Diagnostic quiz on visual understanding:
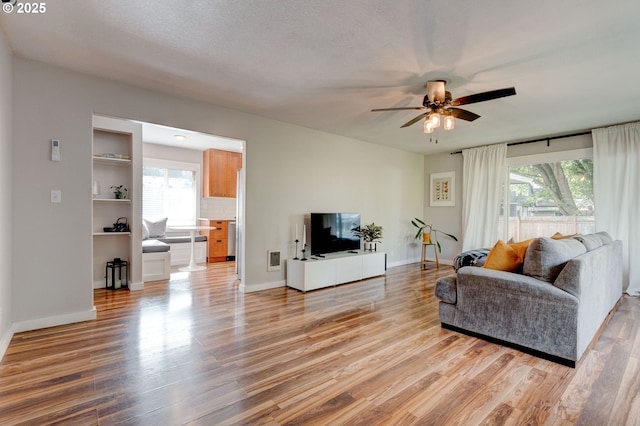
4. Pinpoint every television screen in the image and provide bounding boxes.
[310,213,361,255]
